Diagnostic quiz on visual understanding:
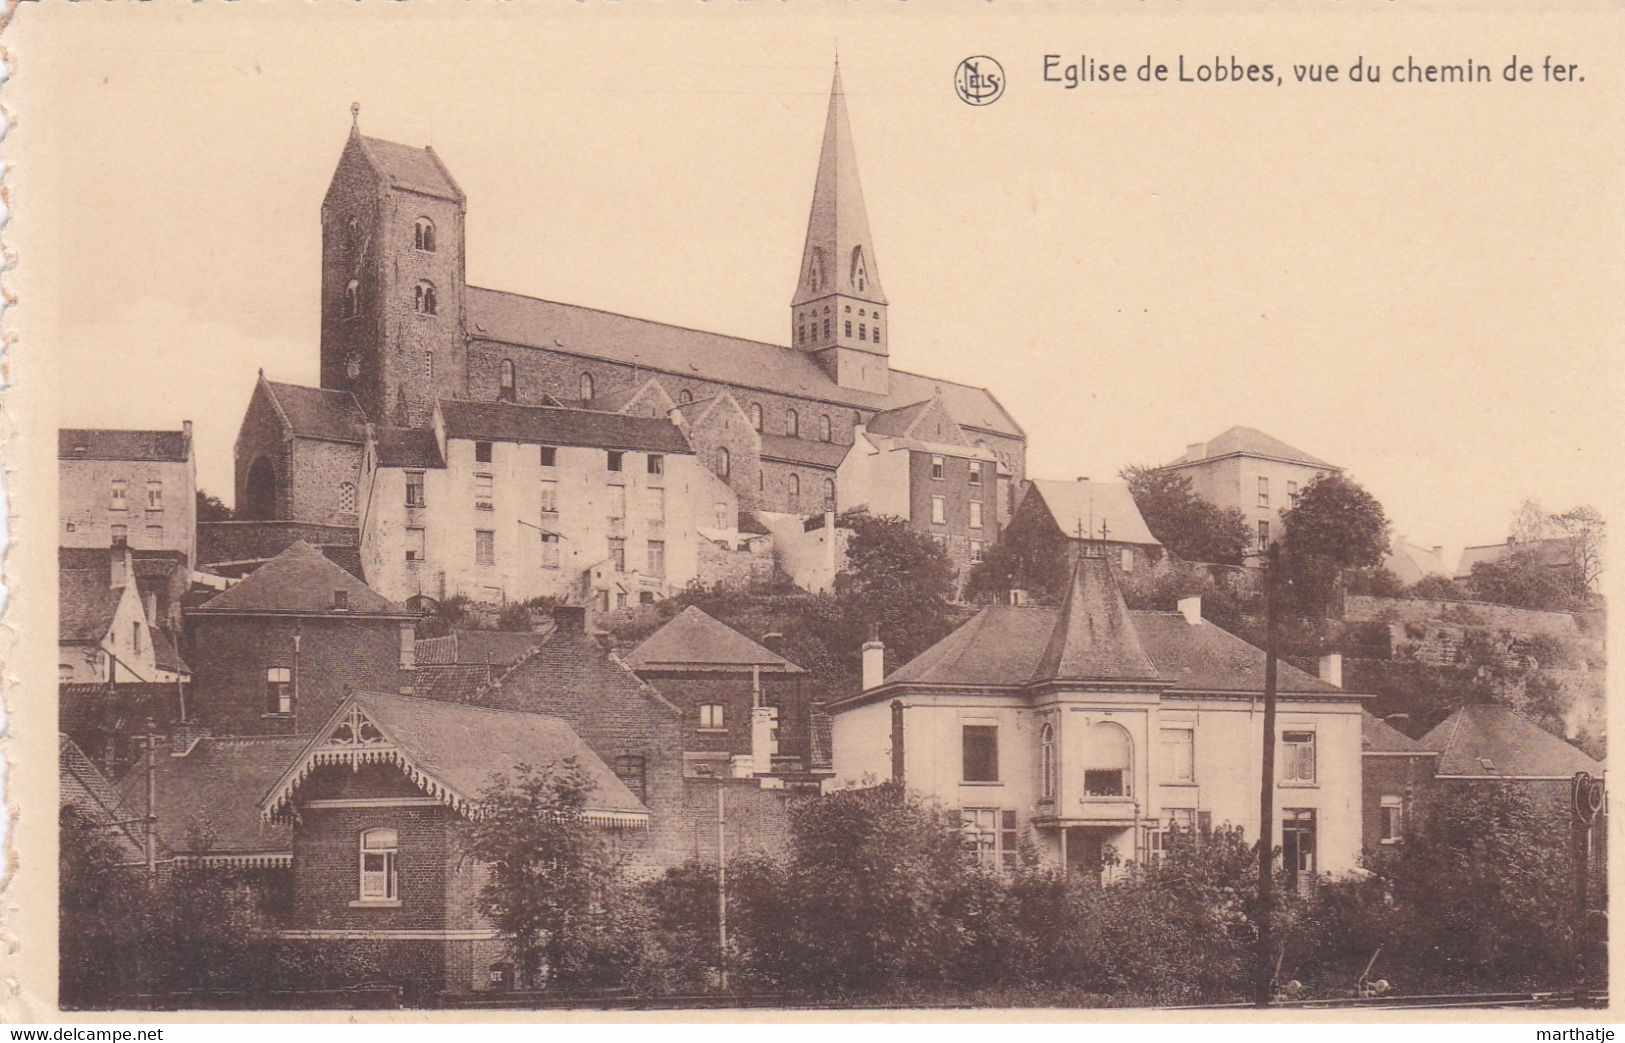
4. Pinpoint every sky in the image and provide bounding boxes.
[17,3,1625,565]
